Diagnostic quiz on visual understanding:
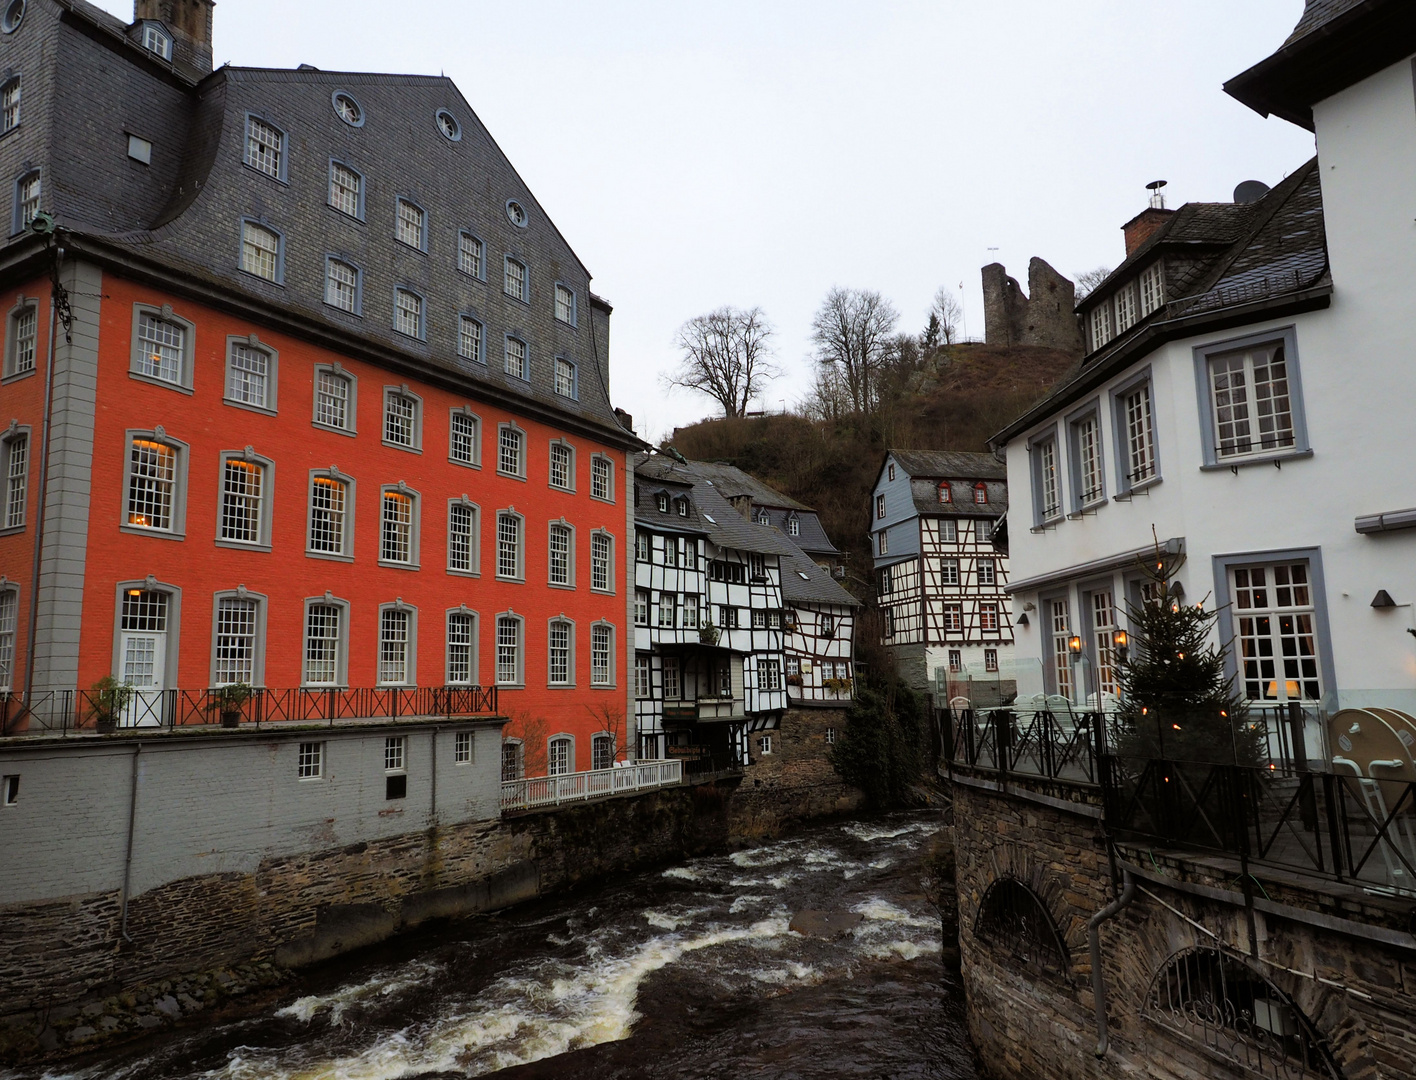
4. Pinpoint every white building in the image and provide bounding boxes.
[991,0,1416,723]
